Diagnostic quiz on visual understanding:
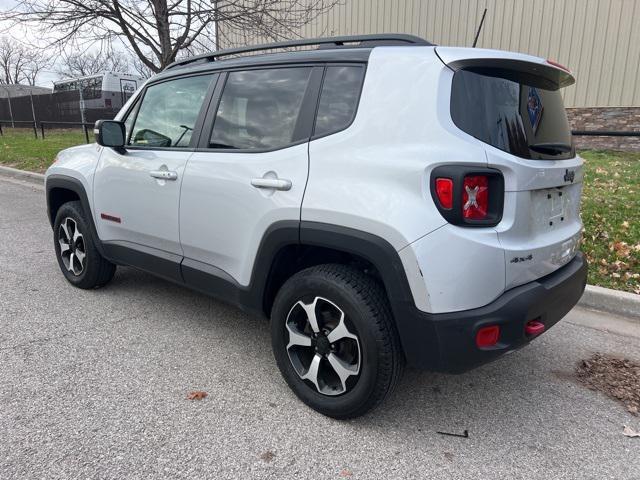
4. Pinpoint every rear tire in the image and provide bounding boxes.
[270,264,404,419]
[53,201,116,289]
